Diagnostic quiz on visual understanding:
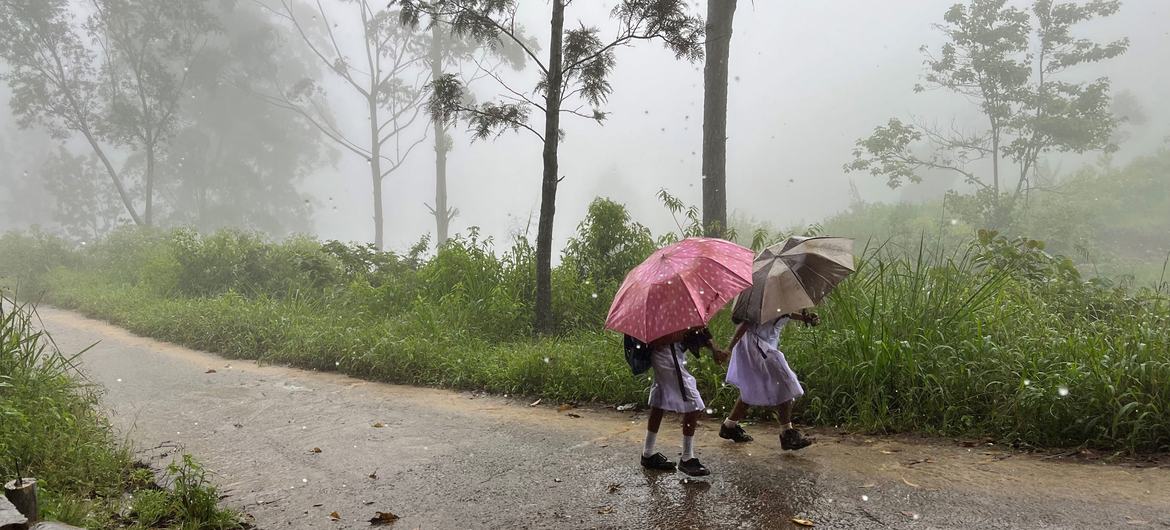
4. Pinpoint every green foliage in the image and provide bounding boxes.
[0,296,240,528]
[846,0,1128,228]
[562,198,655,288]
[3,189,1169,452]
